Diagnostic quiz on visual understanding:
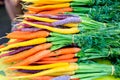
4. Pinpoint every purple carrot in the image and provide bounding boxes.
[52,17,81,26]
[17,69,40,74]
[52,75,70,80]
[21,28,41,32]
[28,14,67,20]
[0,46,33,58]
